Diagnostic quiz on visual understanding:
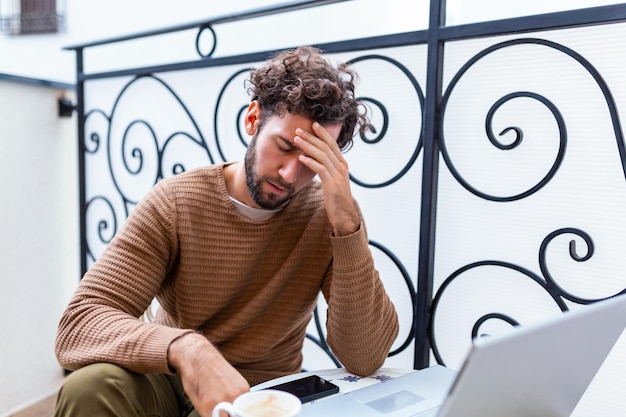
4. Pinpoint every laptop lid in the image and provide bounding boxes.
[437,293,626,417]
[298,294,626,417]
